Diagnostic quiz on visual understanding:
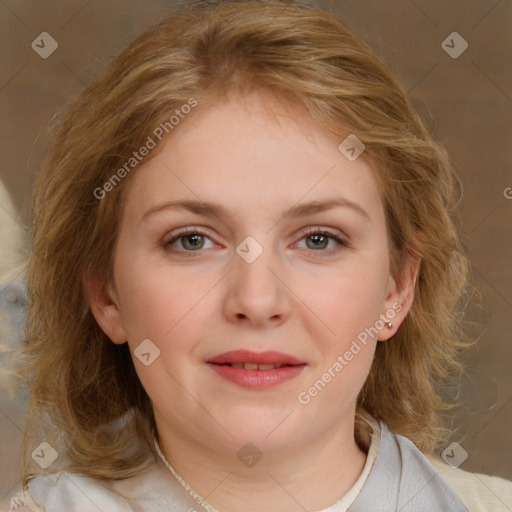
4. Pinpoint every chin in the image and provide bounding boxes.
[211,409,304,452]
